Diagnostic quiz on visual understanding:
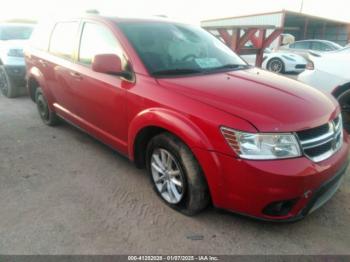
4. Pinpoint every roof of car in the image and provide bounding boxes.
[67,14,184,25]
[294,39,337,44]
[0,22,34,28]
